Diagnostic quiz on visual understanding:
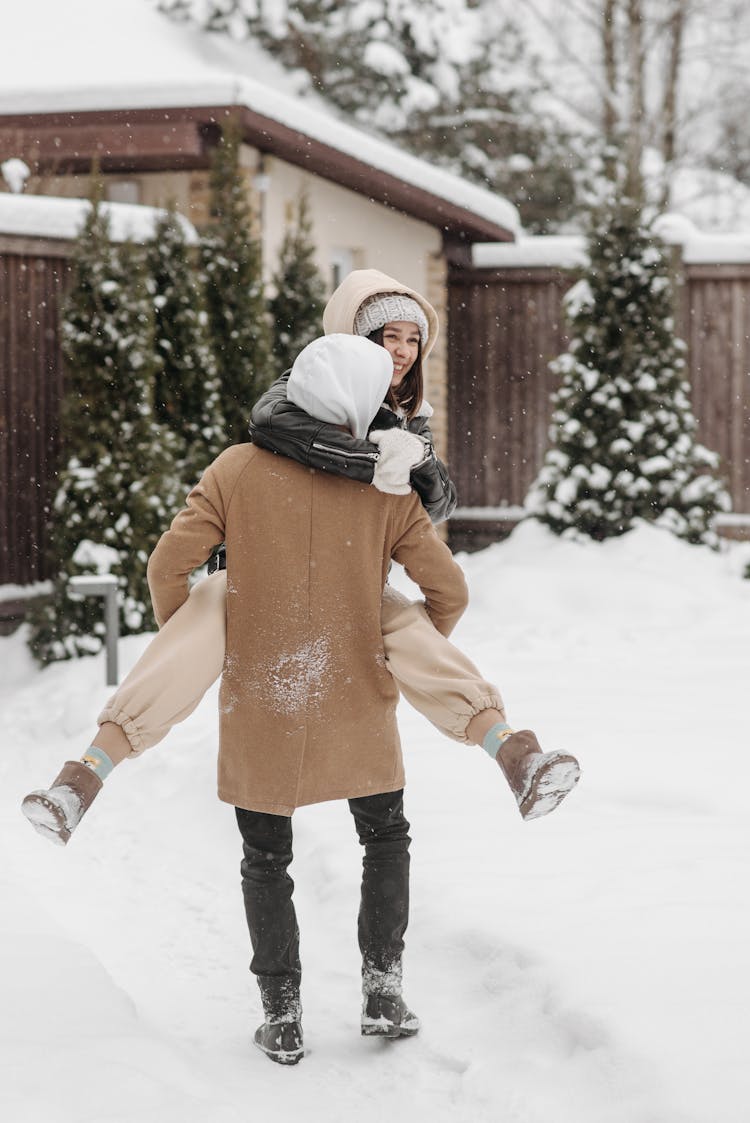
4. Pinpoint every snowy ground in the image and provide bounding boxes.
[2,521,749,1123]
